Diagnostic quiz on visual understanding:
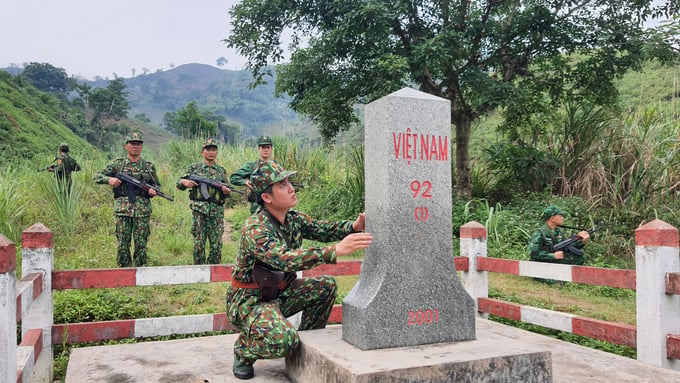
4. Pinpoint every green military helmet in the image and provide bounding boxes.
[250,160,297,196]
[202,138,219,149]
[257,135,273,146]
[59,142,69,152]
[542,205,566,221]
[125,132,144,143]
